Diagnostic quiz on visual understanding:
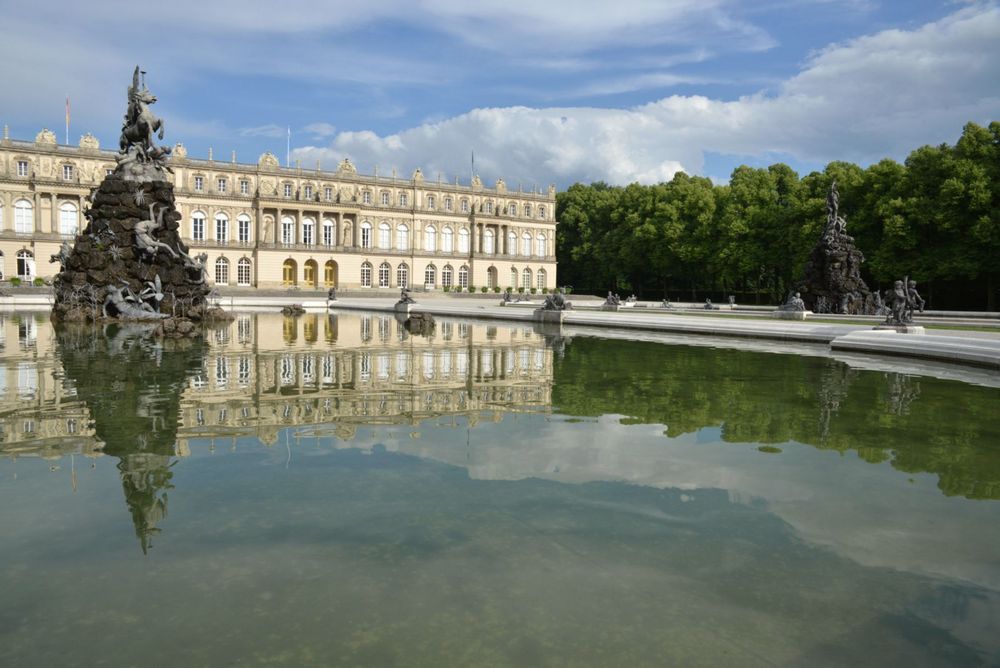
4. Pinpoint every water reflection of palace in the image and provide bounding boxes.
[0,313,555,462]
